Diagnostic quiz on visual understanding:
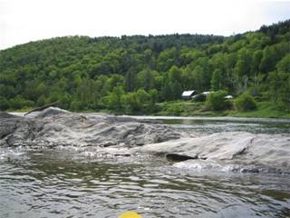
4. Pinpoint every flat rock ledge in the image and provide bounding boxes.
[1,108,290,173]
[134,132,290,173]
[0,108,184,148]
